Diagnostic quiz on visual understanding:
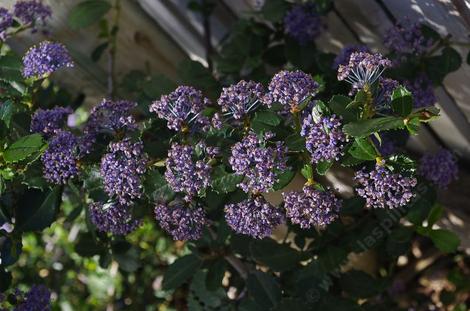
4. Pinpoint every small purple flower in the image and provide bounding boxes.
[217,80,265,120]
[404,74,436,108]
[384,19,434,58]
[89,202,140,235]
[375,77,399,110]
[337,52,392,94]
[283,186,341,228]
[165,142,212,201]
[41,130,79,184]
[0,8,13,40]
[301,114,347,163]
[100,139,147,205]
[149,85,211,132]
[22,41,74,78]
[264,70,319,114]
[229,132,287,193]
[419,149,458,189]
[284,4,324,45]
[355,164,417,209]
[154,202,207,240]
[211,112,223,129]
[333,45,370,69]
[30,106,72,137]
[13,0,51,32]
[14,285,51,311]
